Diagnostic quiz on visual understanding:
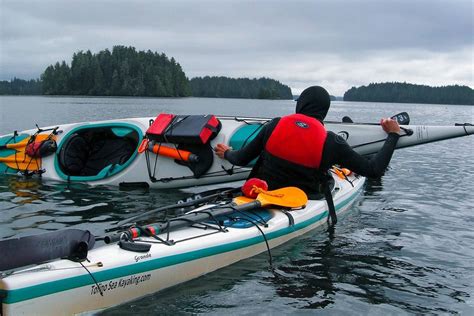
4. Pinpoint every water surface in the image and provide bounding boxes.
[1,96,473,314]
